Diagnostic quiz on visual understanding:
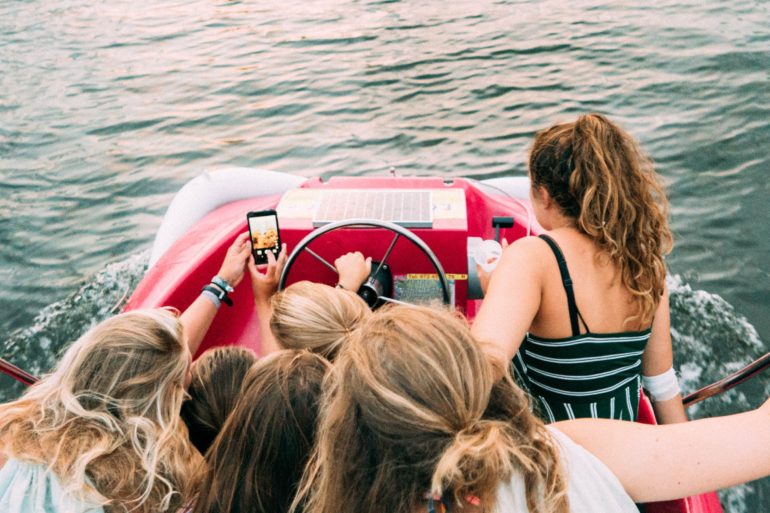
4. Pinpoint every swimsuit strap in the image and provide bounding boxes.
[538,234,590,336]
